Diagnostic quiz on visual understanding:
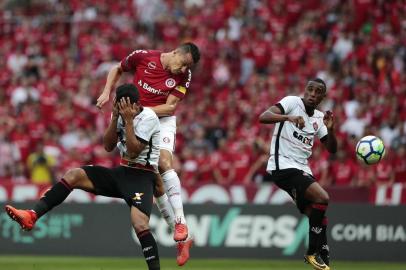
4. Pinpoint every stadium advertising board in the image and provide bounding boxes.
[0,204,405,261]
[1,183,406,205]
